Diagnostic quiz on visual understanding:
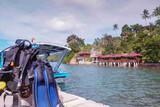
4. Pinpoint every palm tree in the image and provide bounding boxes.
[113,24,118,36]
[141,9,150,25]
[153,6,160,19]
